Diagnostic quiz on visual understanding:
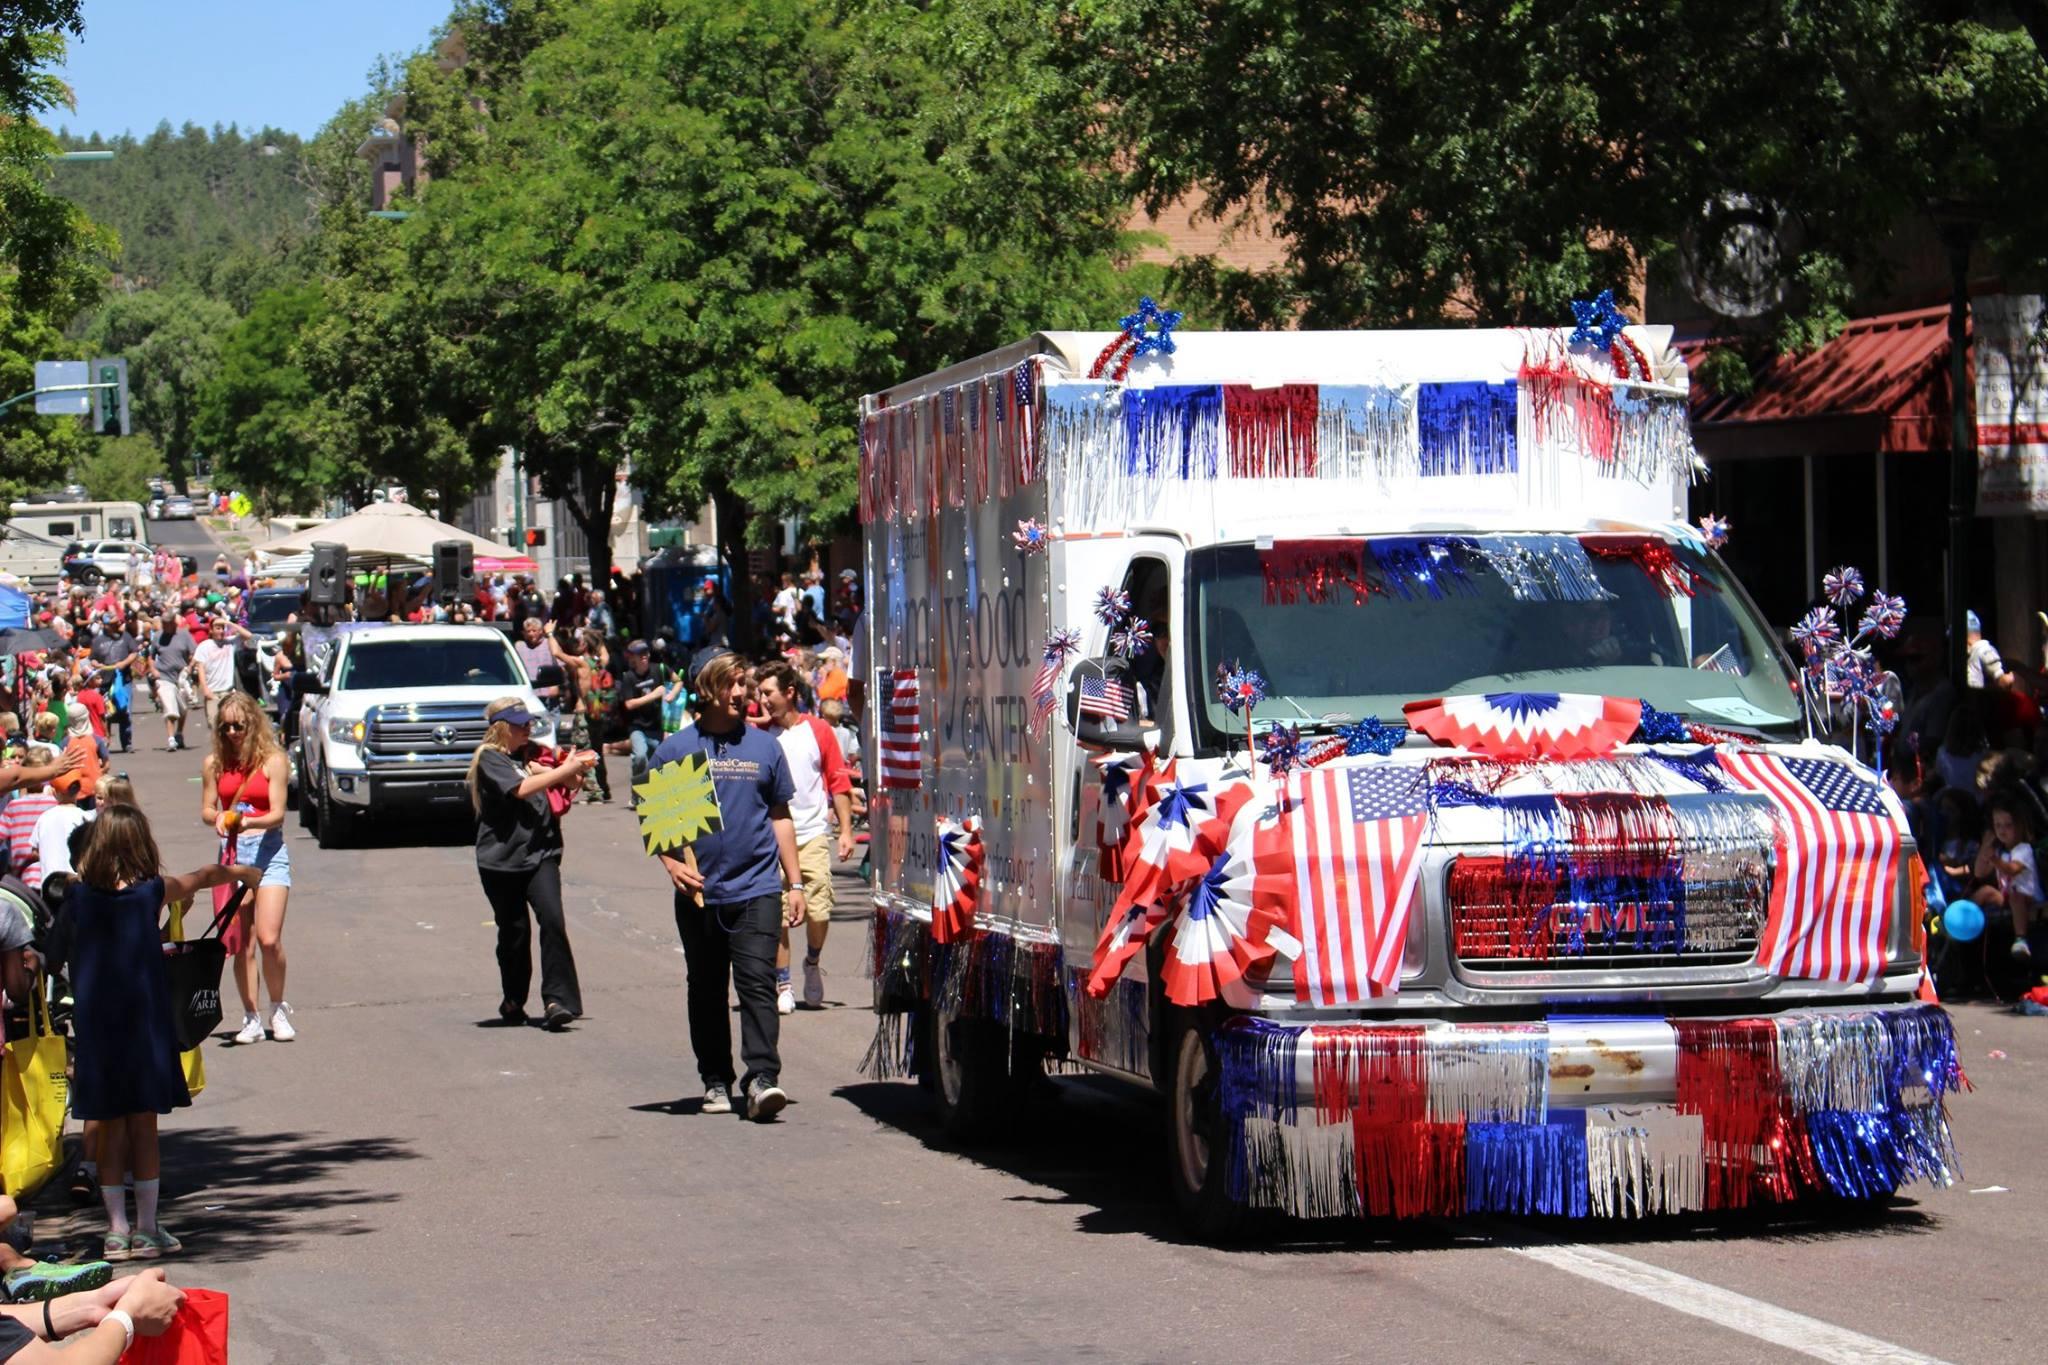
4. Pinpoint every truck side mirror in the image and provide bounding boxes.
[297,673,327,695]
[1066,658,1147,750]
[533,665,565,690]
